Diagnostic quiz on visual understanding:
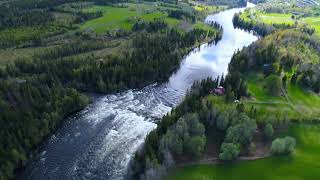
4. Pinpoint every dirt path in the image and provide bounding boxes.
[176,153,271,167]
